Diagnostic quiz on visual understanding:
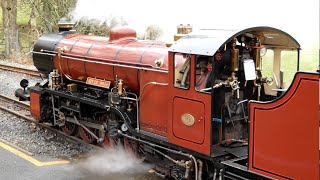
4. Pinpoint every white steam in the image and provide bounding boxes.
[70,147,151,178]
